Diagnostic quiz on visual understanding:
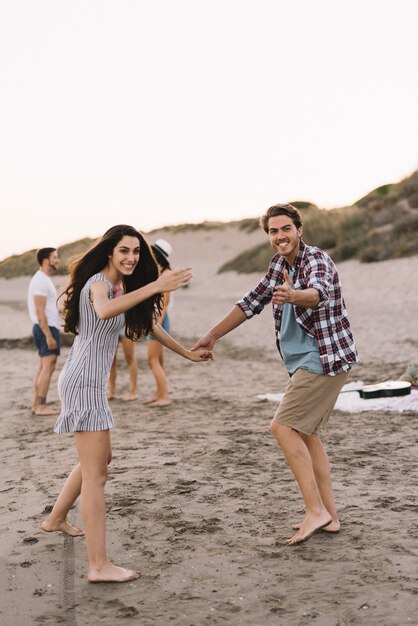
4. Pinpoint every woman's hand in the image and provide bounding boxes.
[154,268,192,293]
[186,347,213,362]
